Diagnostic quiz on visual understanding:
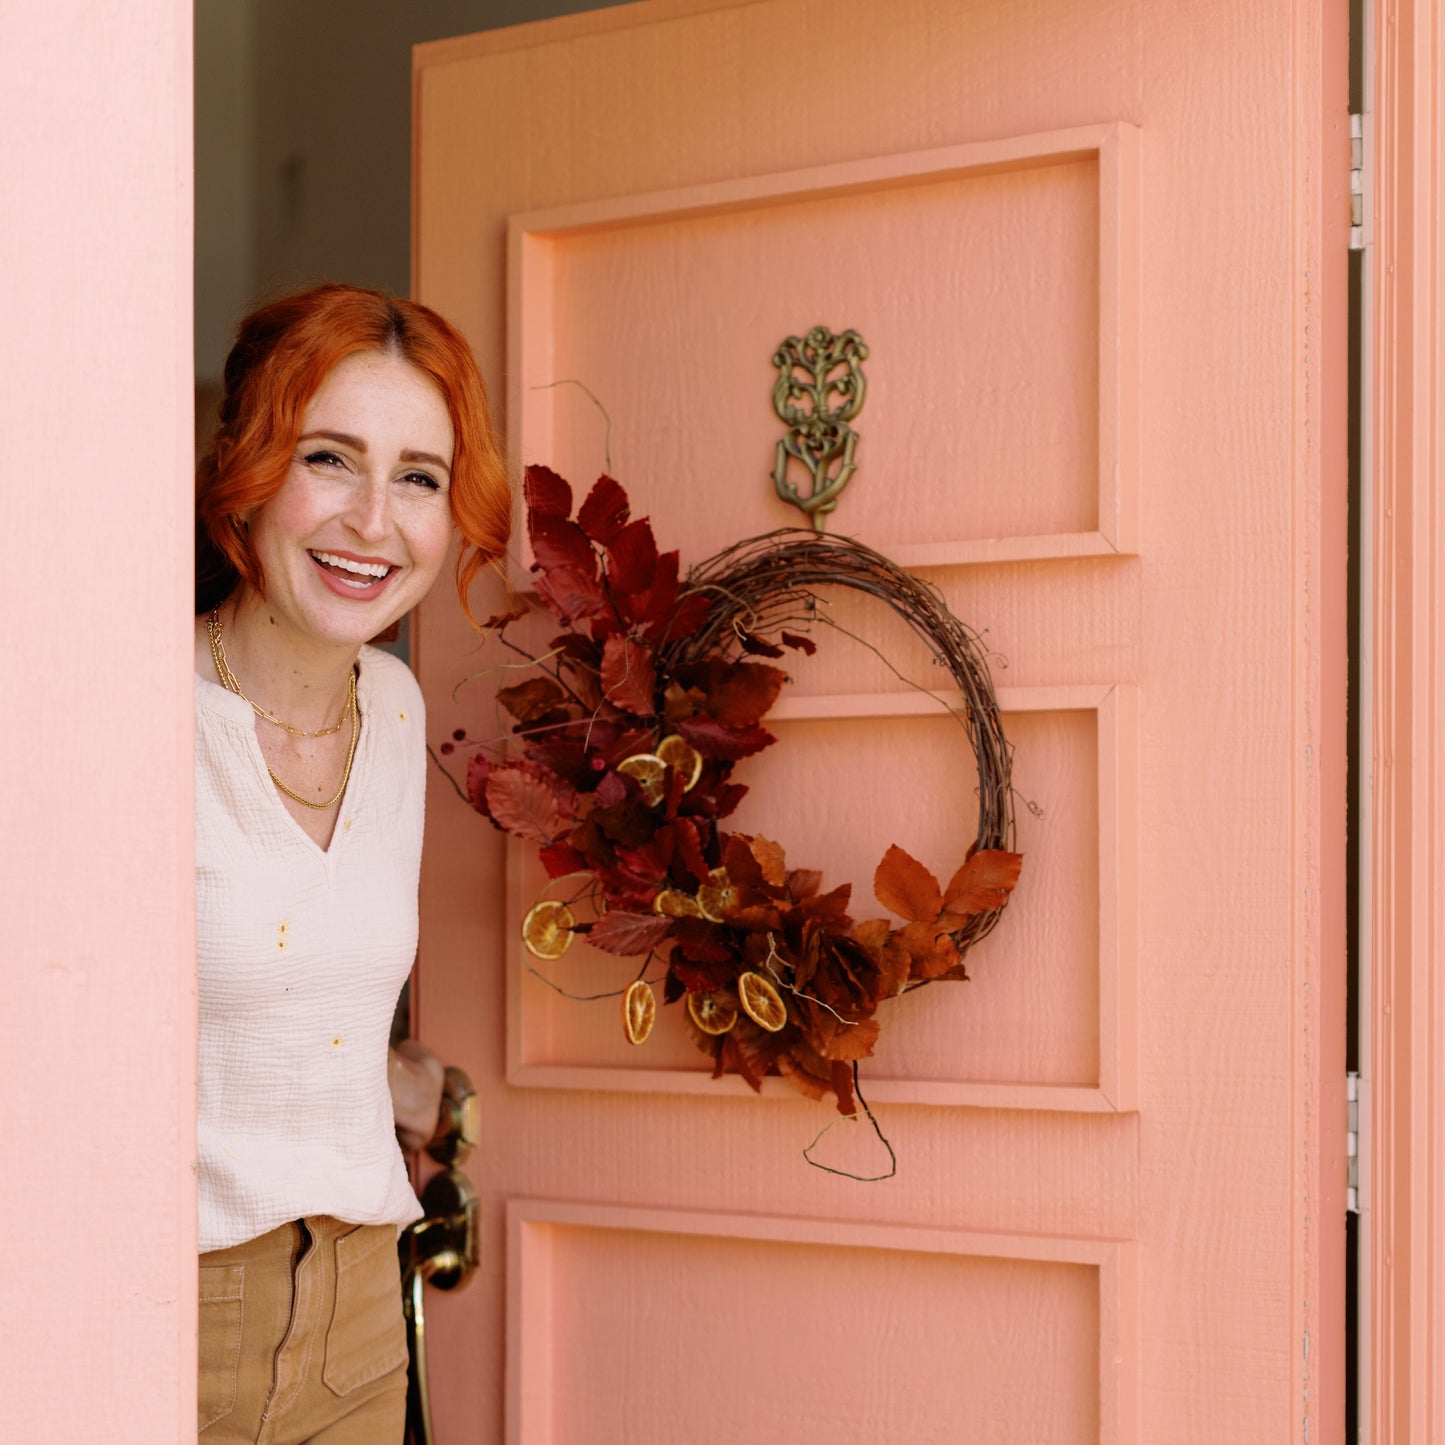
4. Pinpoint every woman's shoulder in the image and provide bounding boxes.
[357,644,425,714]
